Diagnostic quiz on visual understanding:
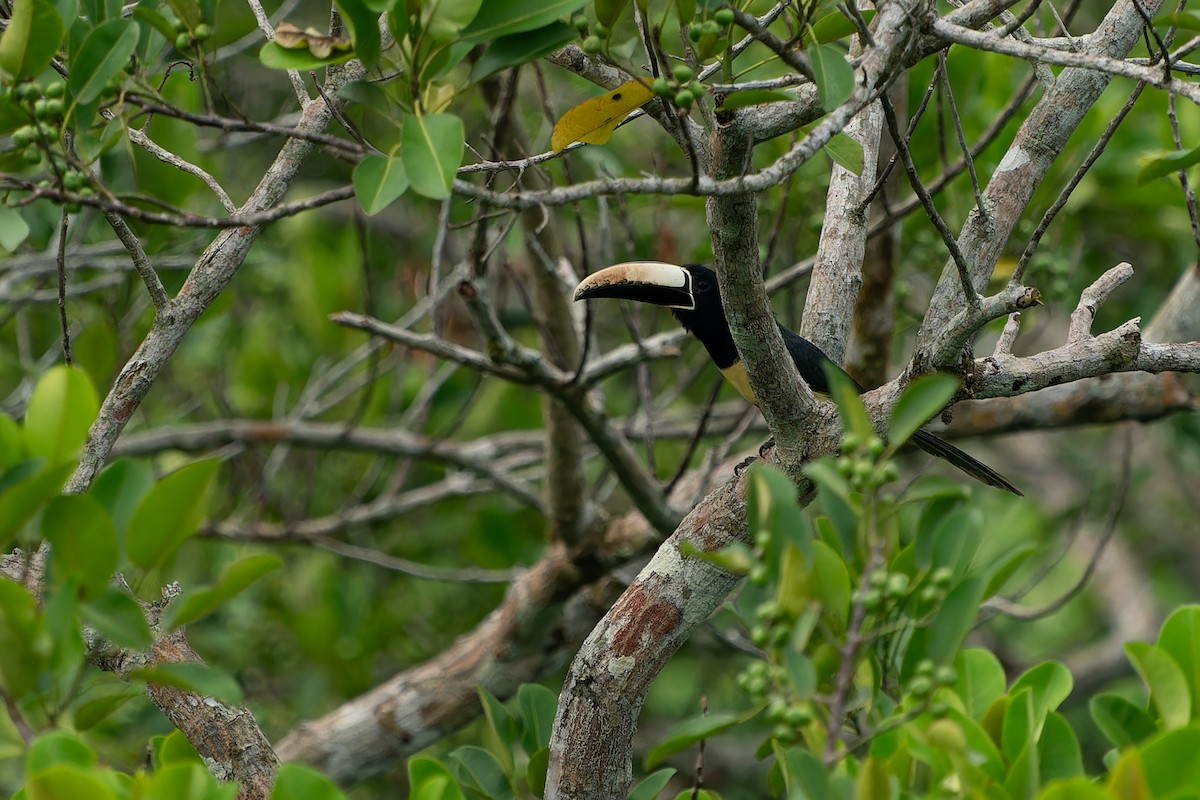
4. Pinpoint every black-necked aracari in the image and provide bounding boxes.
[574,261,1021,496]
